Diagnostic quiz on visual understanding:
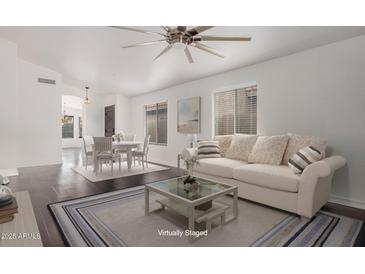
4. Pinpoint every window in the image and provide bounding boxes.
[145,102,168,145]
[214,85,257,135]
[78,117,83,138]
[62,115,74,138]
